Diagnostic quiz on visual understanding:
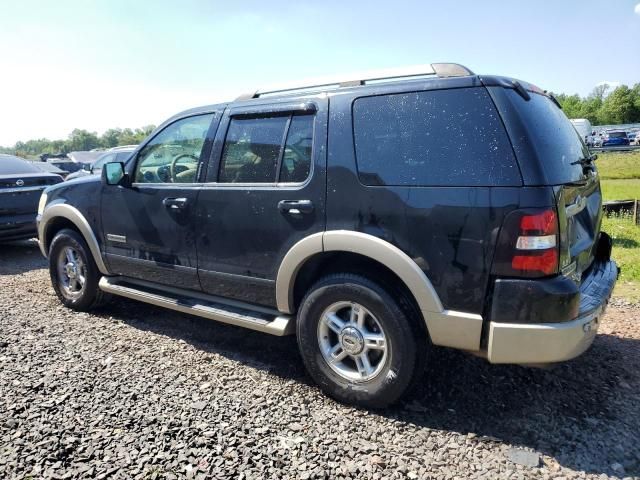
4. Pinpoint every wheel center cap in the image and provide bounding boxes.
[65,262,77,279]
[339,327,364,355]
